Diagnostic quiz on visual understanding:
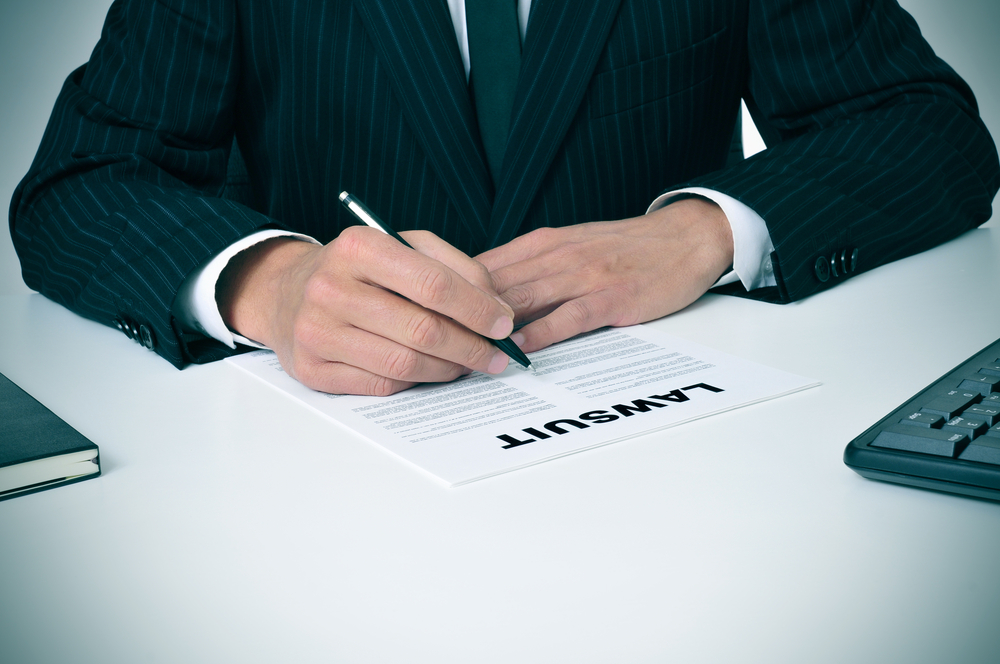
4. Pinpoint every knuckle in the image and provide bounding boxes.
[464,301,501,336]
[290,314,325,350]
[405,310,446,349]
[365,375,402,397]
[488,268,512,294]
[502,284,536,312]
[562,298,598,329]
[532,316,557,341]
[464,338,495,369]
[411,265,453,305]
[333,225,366,257]
[468,260,494,290]
[301,273,338,305]
[529,226,558,244]
[379,346,422,381]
